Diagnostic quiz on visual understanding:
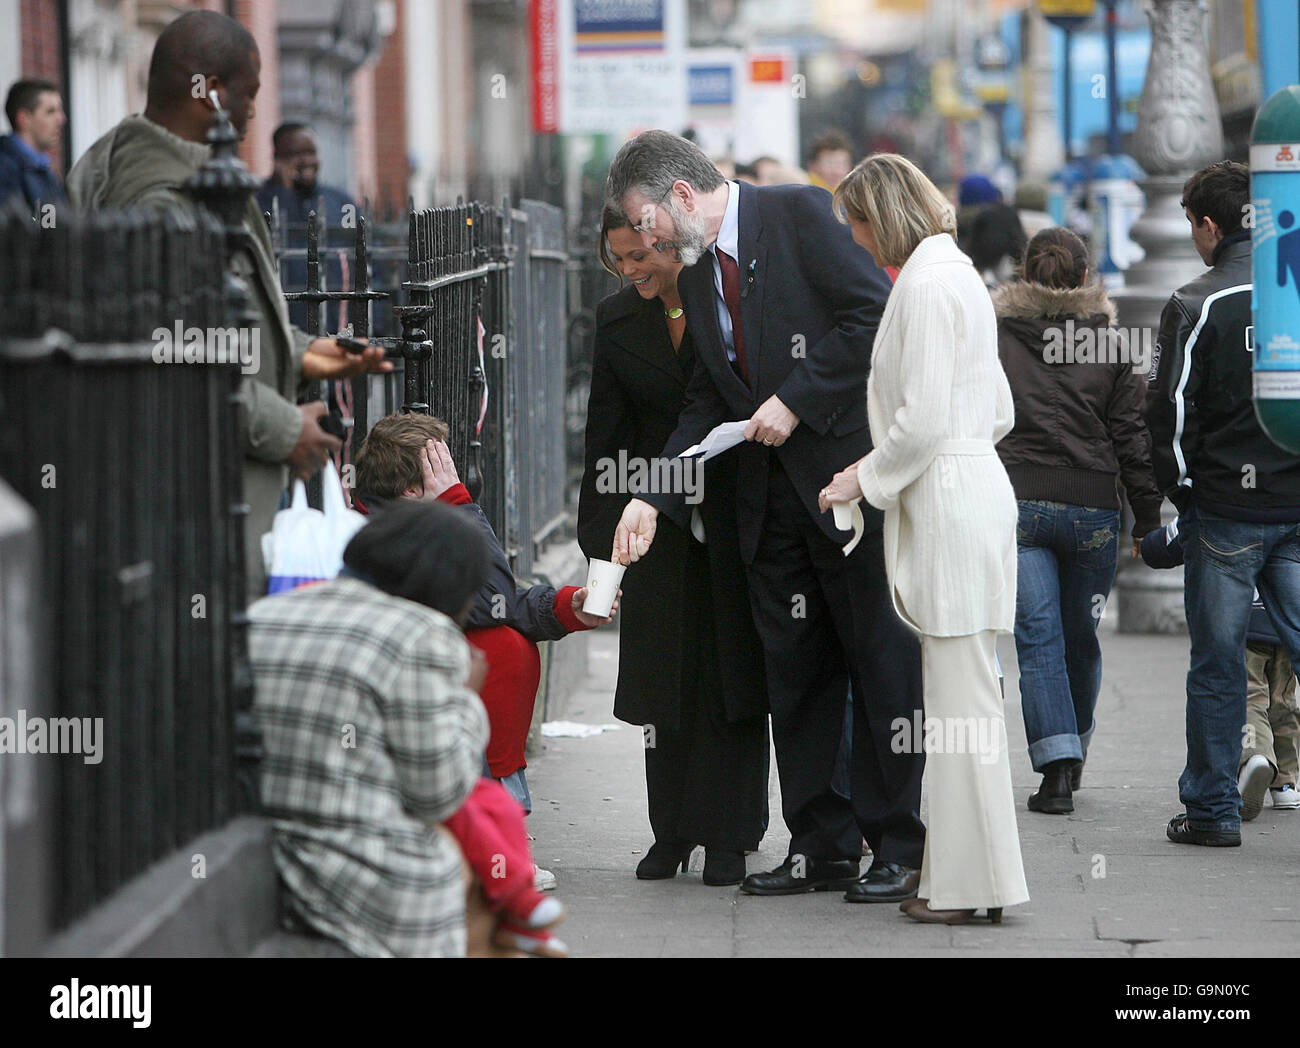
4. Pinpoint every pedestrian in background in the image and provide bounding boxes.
[993,227,1162,815]
[1240,595,1300,819]
[0,79,66,213]
[1144,160,1300,848]
[956,173,1027,286]
[1141,522,1300,820]
[579,204,768,887]
[256,122,359,332]
[820,152,1028,925]
[806,129,854,193]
